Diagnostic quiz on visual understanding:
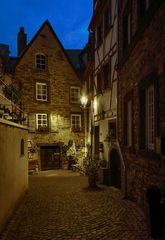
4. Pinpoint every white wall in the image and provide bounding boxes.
[0,119,28,233]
